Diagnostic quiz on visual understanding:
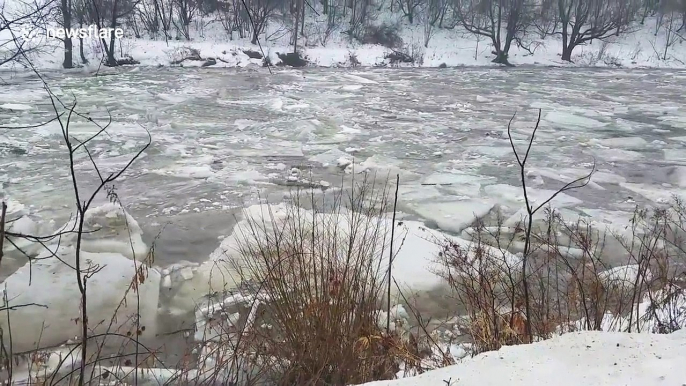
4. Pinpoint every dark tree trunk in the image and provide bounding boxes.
[62,0,73,68]
[106,0,119,65]
[561,24,572,61]
[561,45,573,61]
[491,51,513,66]
[293,0,300,53]
[78,20,88,64]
